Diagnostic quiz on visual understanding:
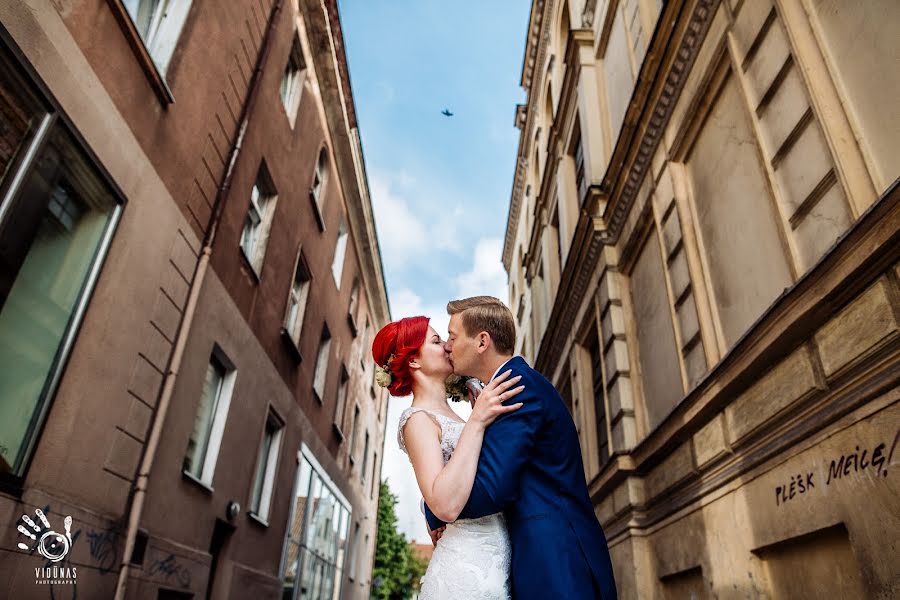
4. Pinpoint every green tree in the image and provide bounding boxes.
[371,480,429,599]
